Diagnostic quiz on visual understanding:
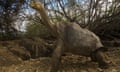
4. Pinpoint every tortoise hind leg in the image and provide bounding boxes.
[96,51,110,69]
[91,49,110,69]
